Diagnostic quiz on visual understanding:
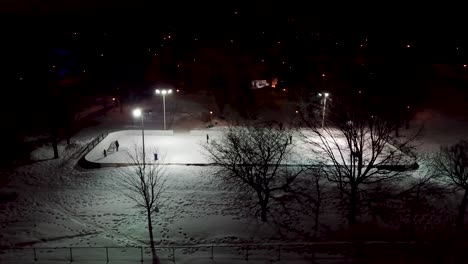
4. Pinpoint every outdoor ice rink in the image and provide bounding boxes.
[85,130,223,164]
[84,129,414,167]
